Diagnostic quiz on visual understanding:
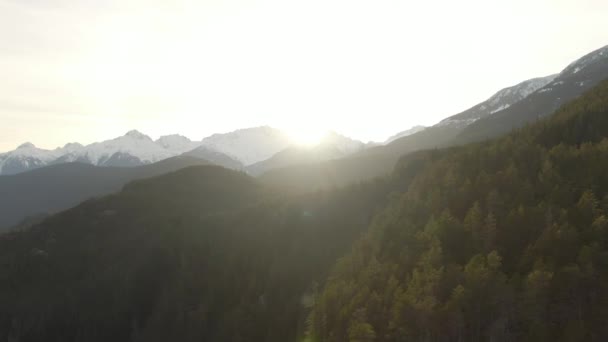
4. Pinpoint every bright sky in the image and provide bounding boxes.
[1,0,607,151]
